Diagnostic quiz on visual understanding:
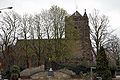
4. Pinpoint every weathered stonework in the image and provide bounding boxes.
[65,11,94,66]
